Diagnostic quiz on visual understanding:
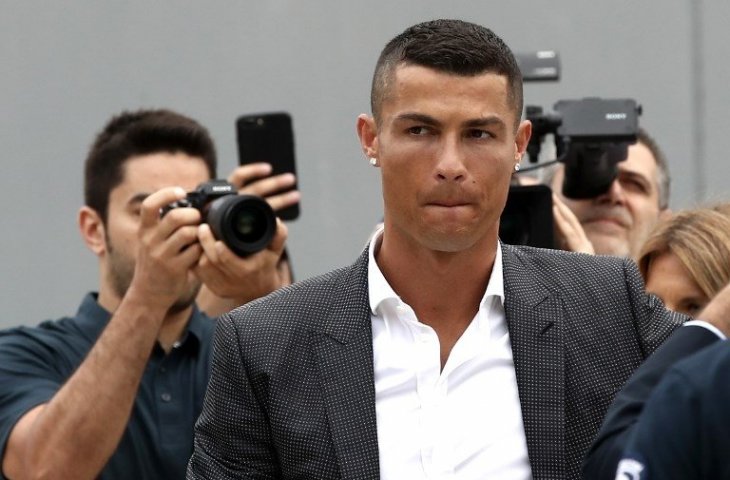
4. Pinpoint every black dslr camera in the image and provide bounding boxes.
[161,180,276,257]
